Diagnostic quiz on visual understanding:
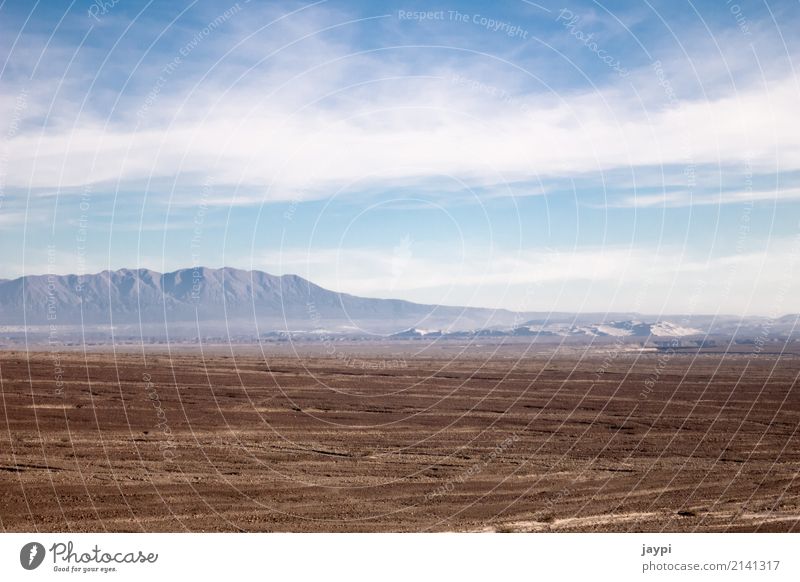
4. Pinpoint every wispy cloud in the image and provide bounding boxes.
[0,211,27,226]
[1,4,798,208]
[253,240,800,315]
[612,187,800,208]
